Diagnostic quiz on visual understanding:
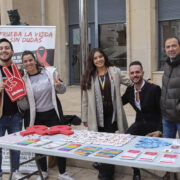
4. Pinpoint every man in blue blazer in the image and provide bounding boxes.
[122,61,162,180]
